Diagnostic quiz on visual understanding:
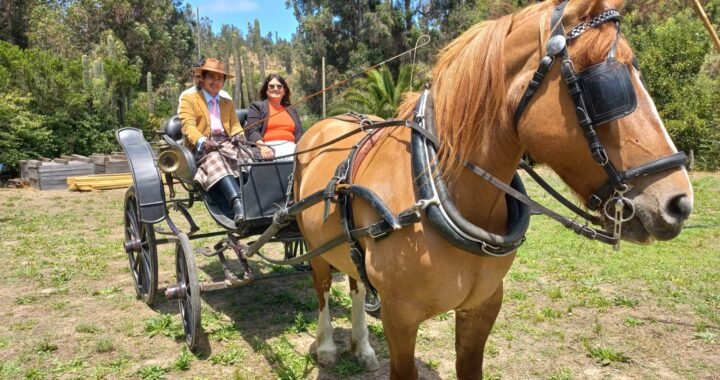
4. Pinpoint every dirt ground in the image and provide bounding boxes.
[0,181,718,379]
